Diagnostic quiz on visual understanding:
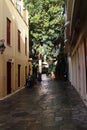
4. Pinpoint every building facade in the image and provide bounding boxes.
[0,0,29,98]
[65,0,87,106]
